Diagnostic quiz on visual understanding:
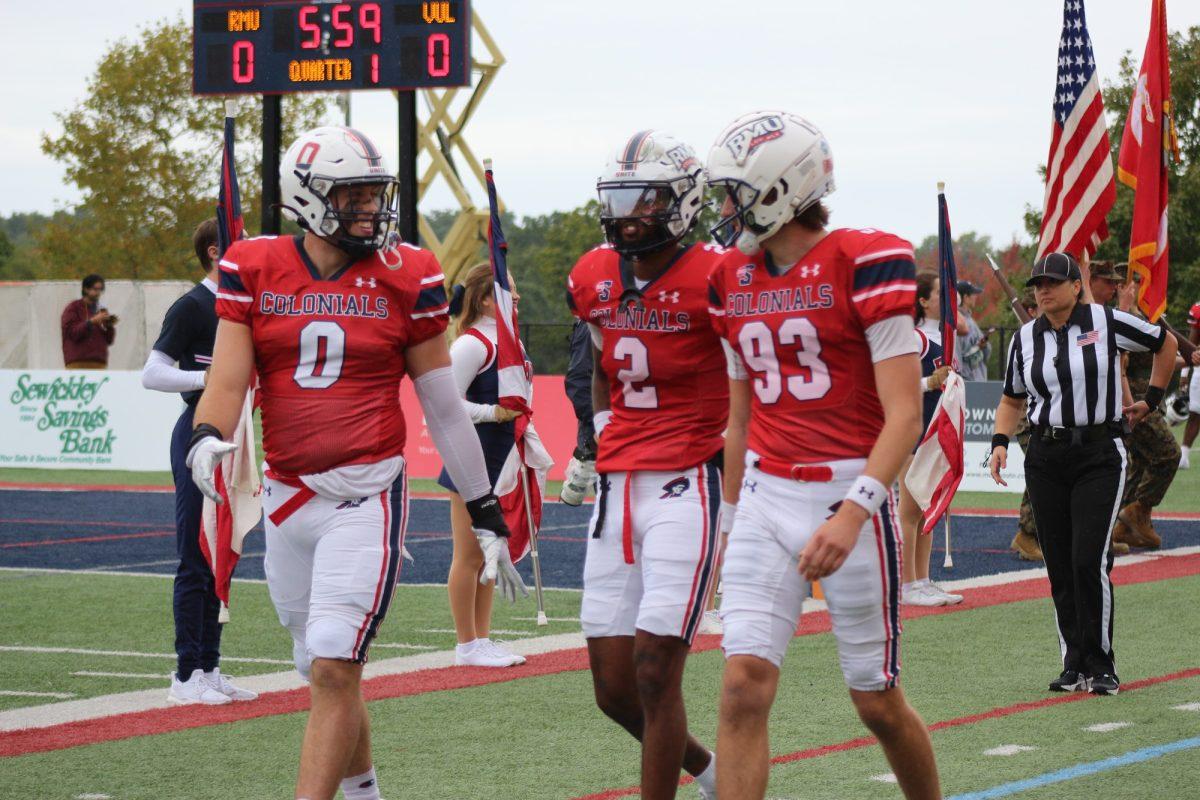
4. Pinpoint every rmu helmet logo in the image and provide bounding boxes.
[722,115,785,161]
[660,477,691,499]
[737,263,755,286]
[596,280,613,302]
